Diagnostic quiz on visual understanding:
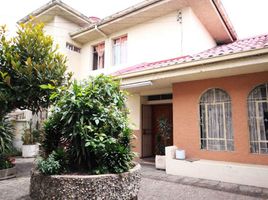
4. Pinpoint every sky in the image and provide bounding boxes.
[0,0,268,39]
